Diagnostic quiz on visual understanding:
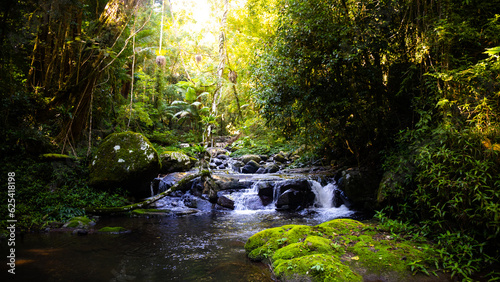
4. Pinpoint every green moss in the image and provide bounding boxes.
[316,218,364,235]
[272,235,343,262]
[40,153,74,161]
[98,226,128,233]
[245,224,311,261]
[274,254,362,282]
[246,219,436,281]
[64,217,93,228]
[346,235,430,279]
[131,209,171,215]
[89,131,161,196]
